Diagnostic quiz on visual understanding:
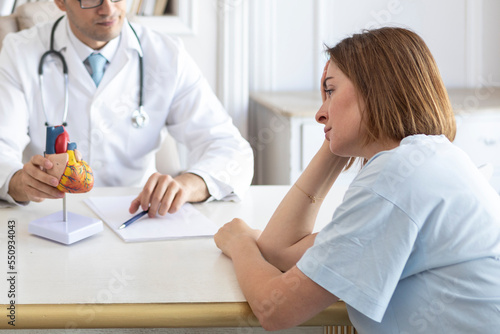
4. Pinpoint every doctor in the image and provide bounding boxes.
[0,0,253,216]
